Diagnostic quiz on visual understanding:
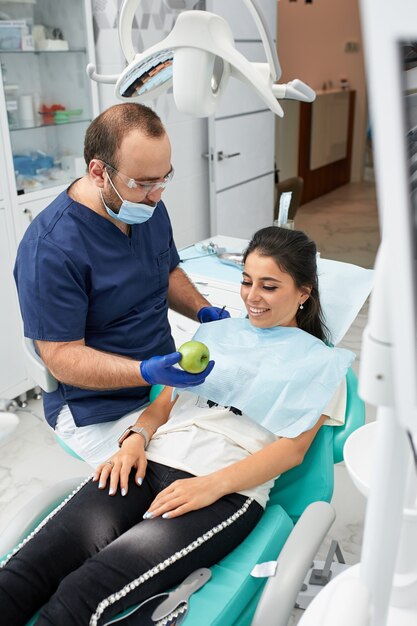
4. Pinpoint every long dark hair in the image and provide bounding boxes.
[243,226,329,341]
